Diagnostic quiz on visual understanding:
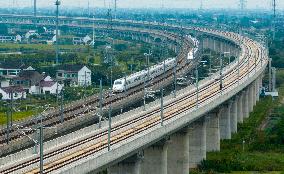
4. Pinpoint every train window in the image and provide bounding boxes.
[115,81,122,85]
